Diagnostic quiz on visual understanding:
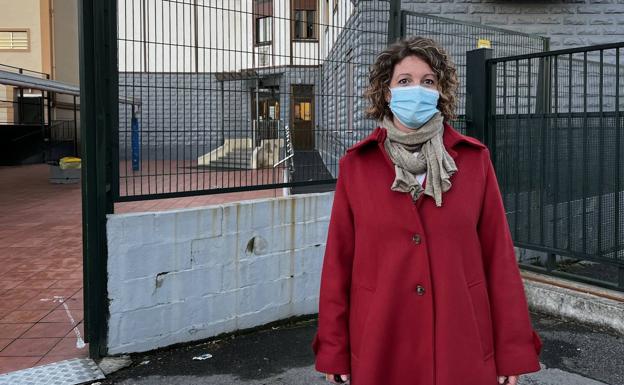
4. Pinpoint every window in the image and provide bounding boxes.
[293,0,317,40]
[254,0,273,46]
[294,10,316,39]
[324,0,330,26]
[257,45,271,67]
[0,30,29,50]
[294,101,312,121]
[256,17,272,45]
